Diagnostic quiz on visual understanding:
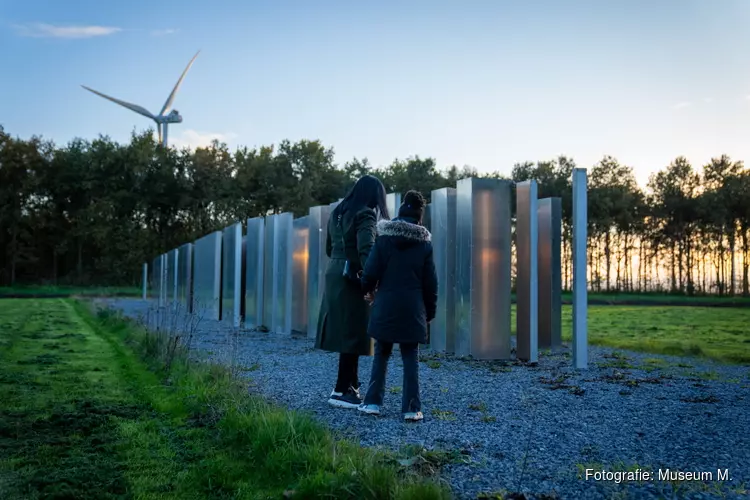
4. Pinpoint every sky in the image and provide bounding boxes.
[1,0,750,186]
